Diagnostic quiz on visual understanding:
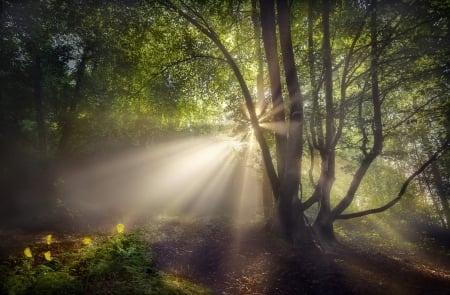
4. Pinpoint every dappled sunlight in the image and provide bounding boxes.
[58,136,263,229]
